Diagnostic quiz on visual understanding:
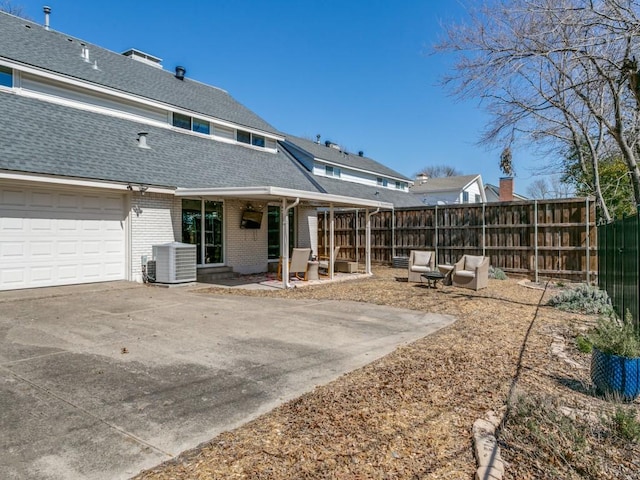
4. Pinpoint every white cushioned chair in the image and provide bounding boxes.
[408,250,435,283]
[452,254,489,290]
